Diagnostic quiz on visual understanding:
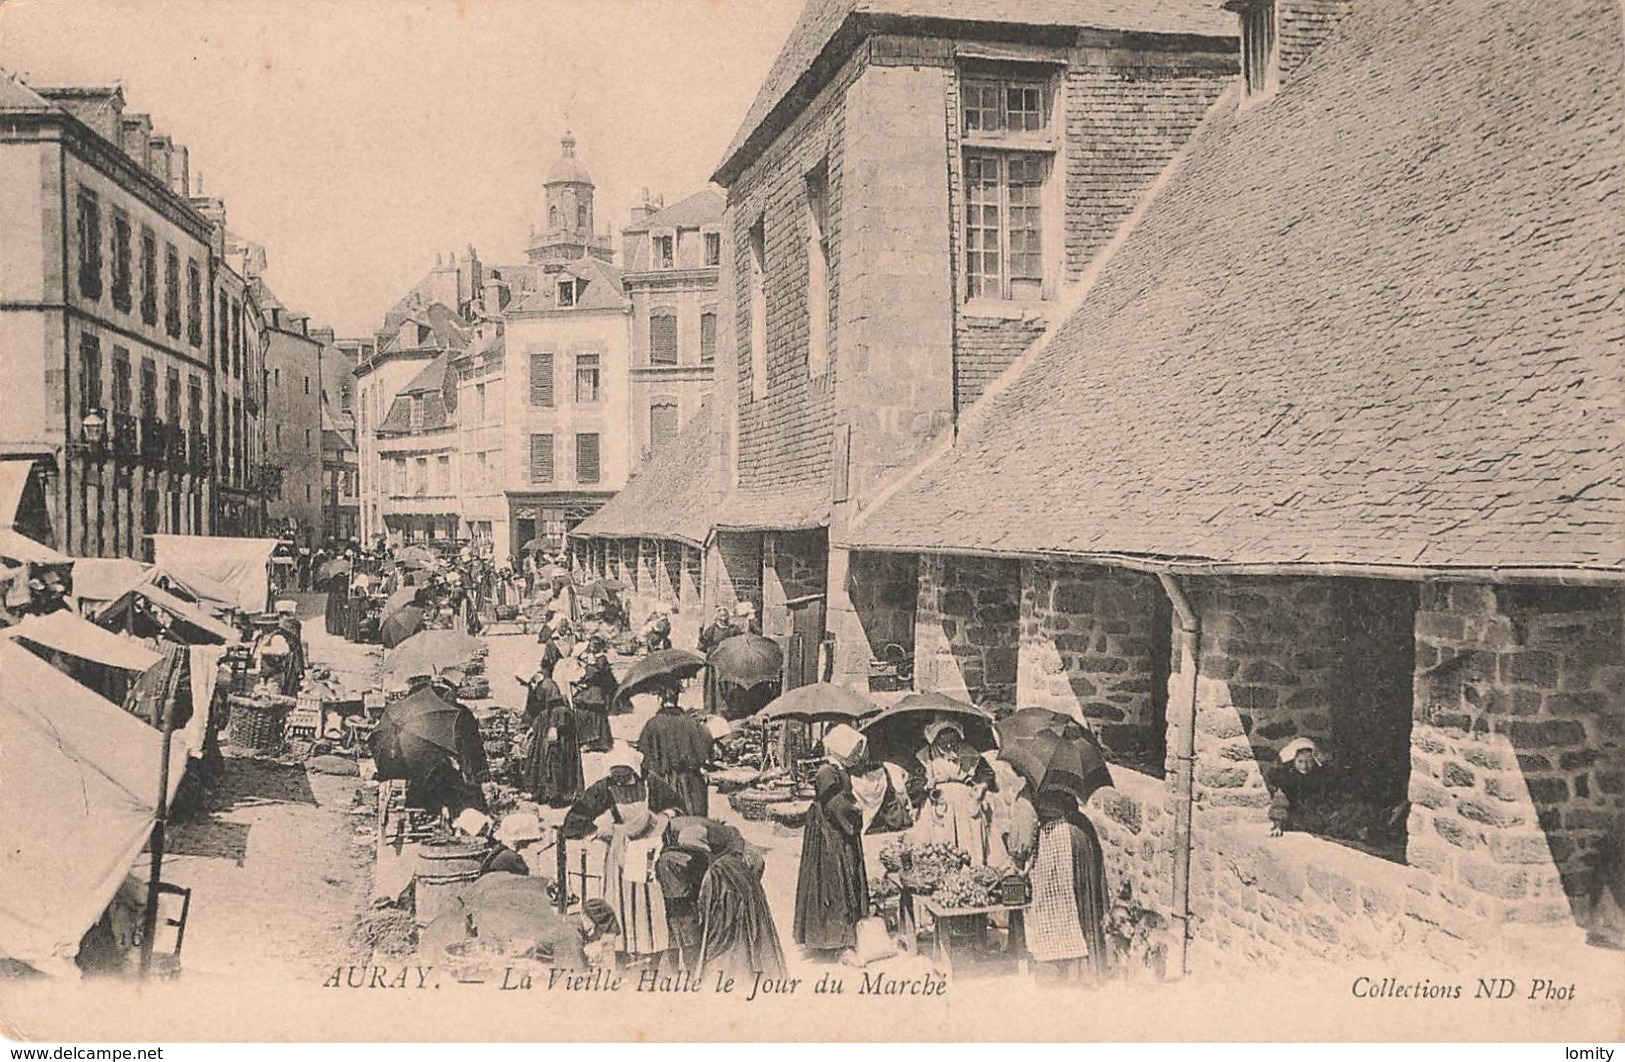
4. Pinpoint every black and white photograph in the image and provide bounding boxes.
[0,0,1620,1045]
